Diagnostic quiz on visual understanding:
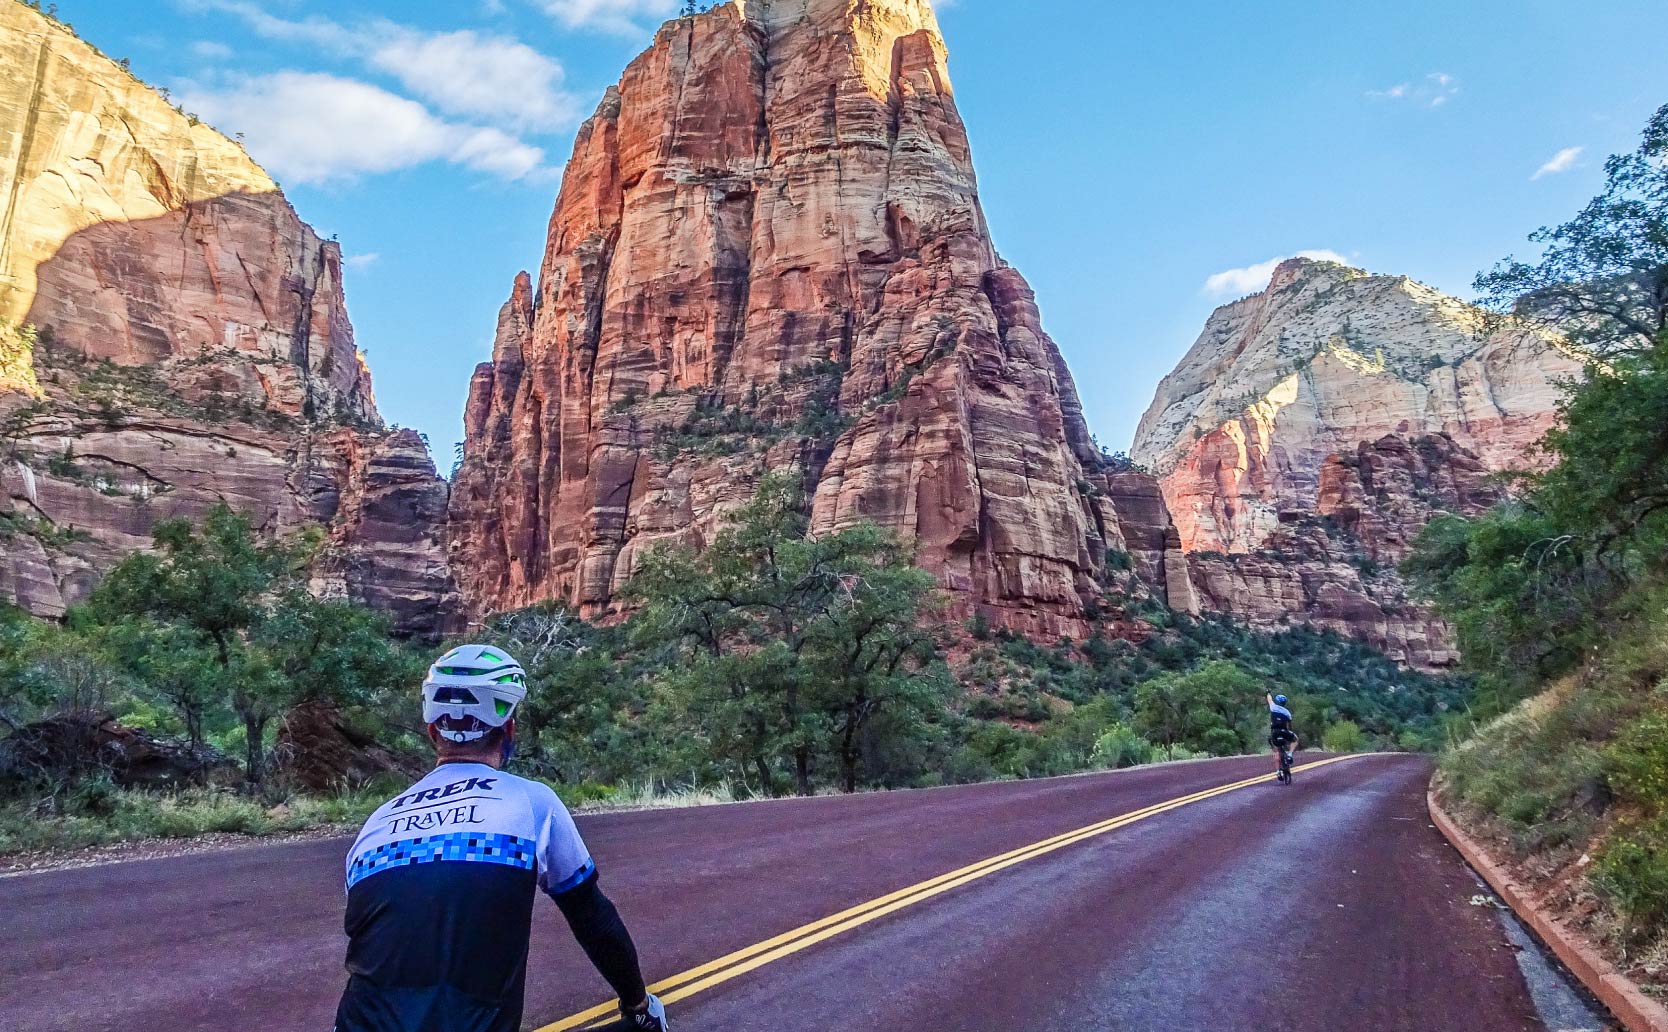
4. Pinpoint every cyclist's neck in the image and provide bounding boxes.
[434,756,504,770]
